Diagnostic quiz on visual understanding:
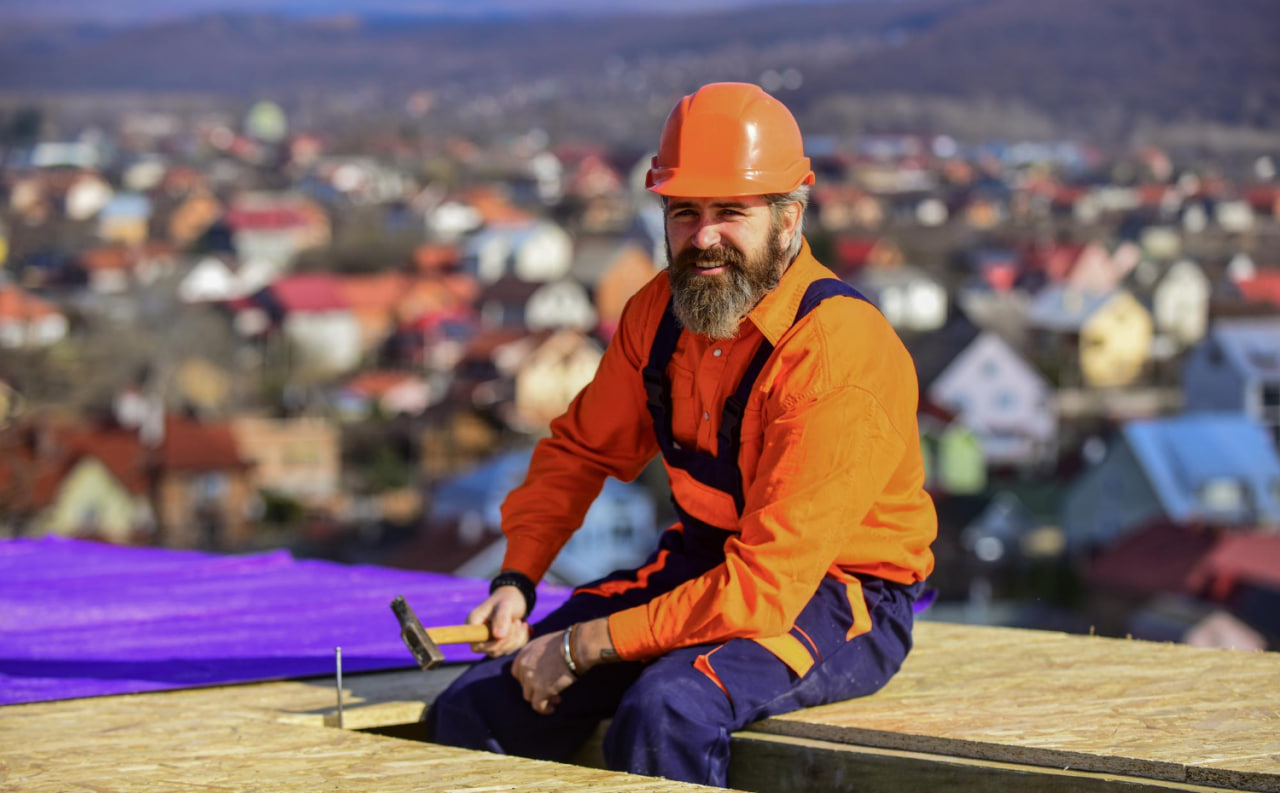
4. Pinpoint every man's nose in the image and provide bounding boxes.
[692,219,722,249]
